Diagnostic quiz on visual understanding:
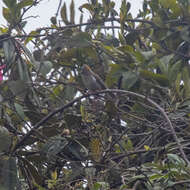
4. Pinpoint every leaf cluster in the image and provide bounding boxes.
[0,0,190,189]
